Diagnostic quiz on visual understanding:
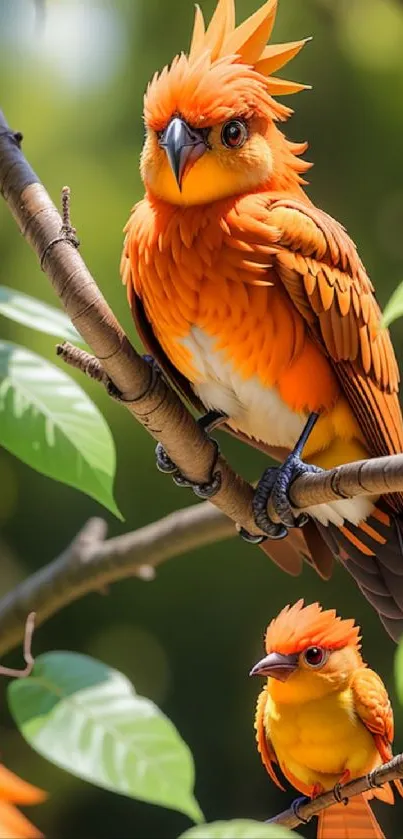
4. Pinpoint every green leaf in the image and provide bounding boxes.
[0,285,84,343]
[0,341,121,517]
[8,652,202,823]
[180,820,296,838]
[395,639,403,703]
[382,281,403,327]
